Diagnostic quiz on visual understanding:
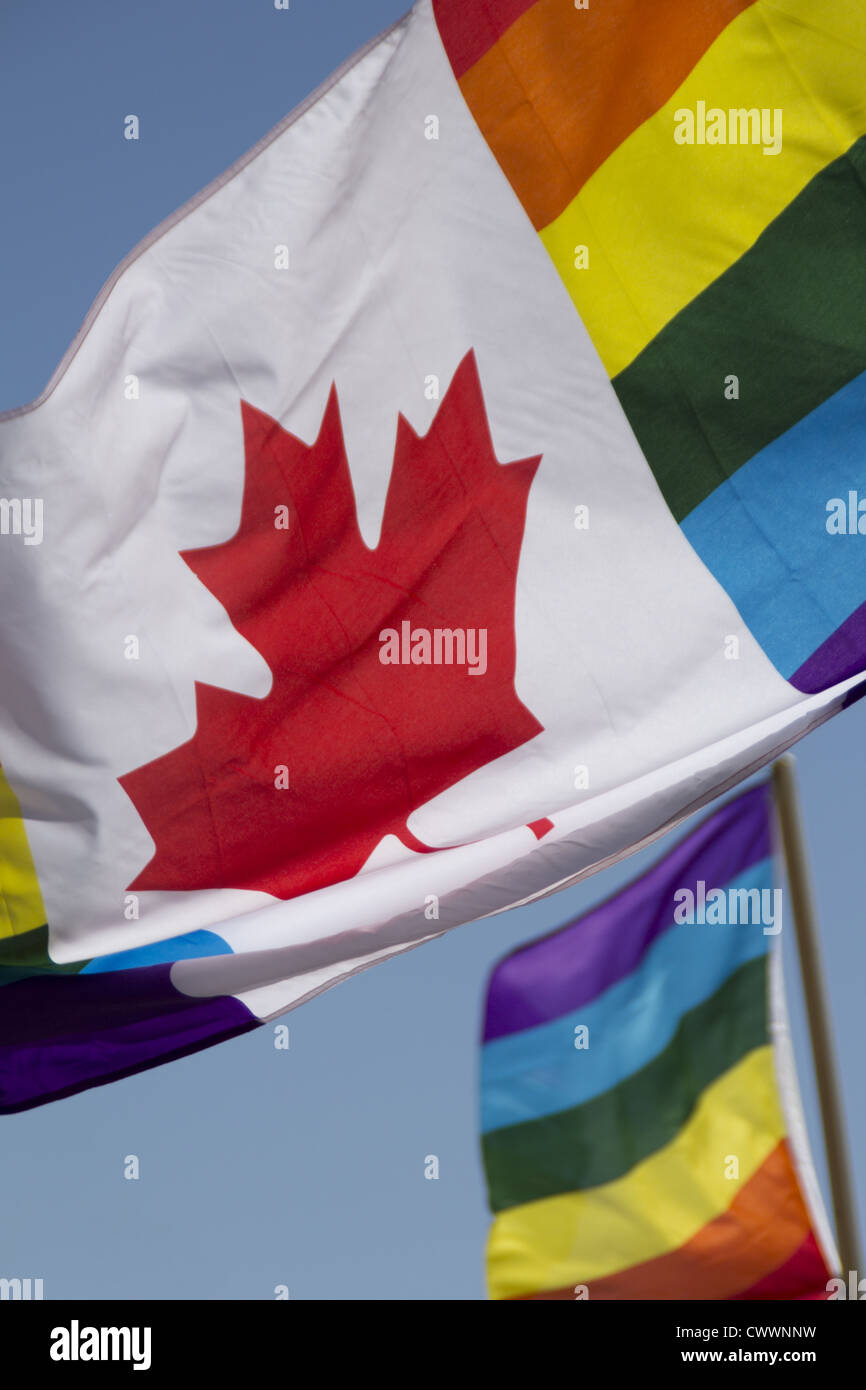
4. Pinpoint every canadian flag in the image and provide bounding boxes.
[0,0,861,1109]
